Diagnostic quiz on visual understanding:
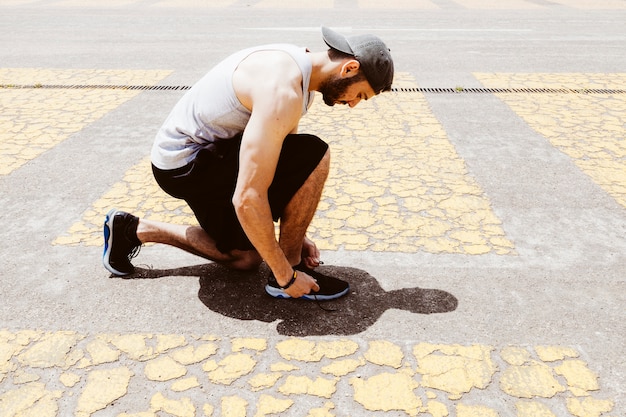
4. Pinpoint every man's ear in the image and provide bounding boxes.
[340,59,361,77]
